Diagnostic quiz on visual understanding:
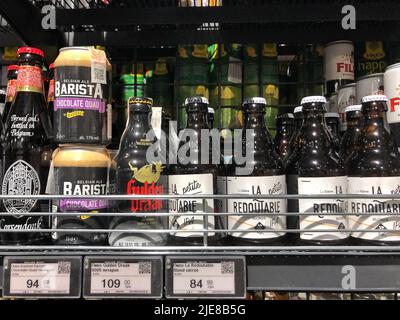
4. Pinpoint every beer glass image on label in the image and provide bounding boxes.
[2,160,40,216]
[348,177,400,242]
[298,176,348,241]
[227,175,286,239]
[169,174,215,238]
